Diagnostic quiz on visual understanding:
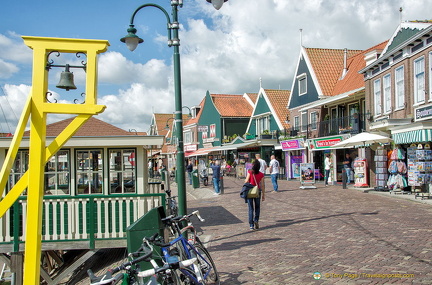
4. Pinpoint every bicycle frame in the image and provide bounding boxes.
[161,234,213,284]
